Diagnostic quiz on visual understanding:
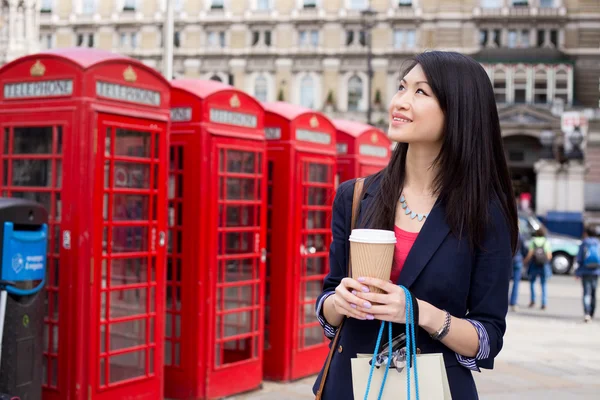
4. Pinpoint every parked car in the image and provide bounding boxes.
[518,212,582,275]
